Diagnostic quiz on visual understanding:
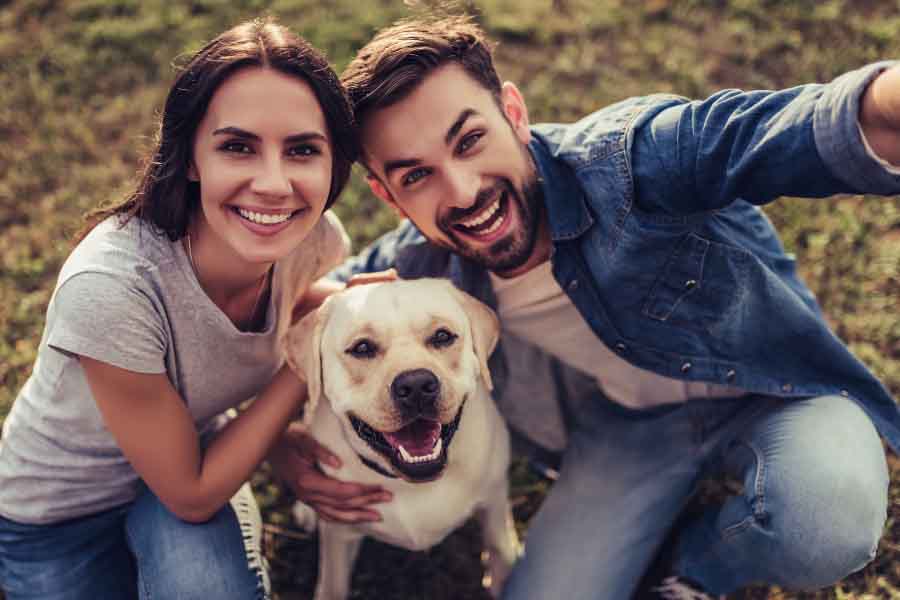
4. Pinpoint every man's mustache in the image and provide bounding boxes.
[444,181,508,223]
